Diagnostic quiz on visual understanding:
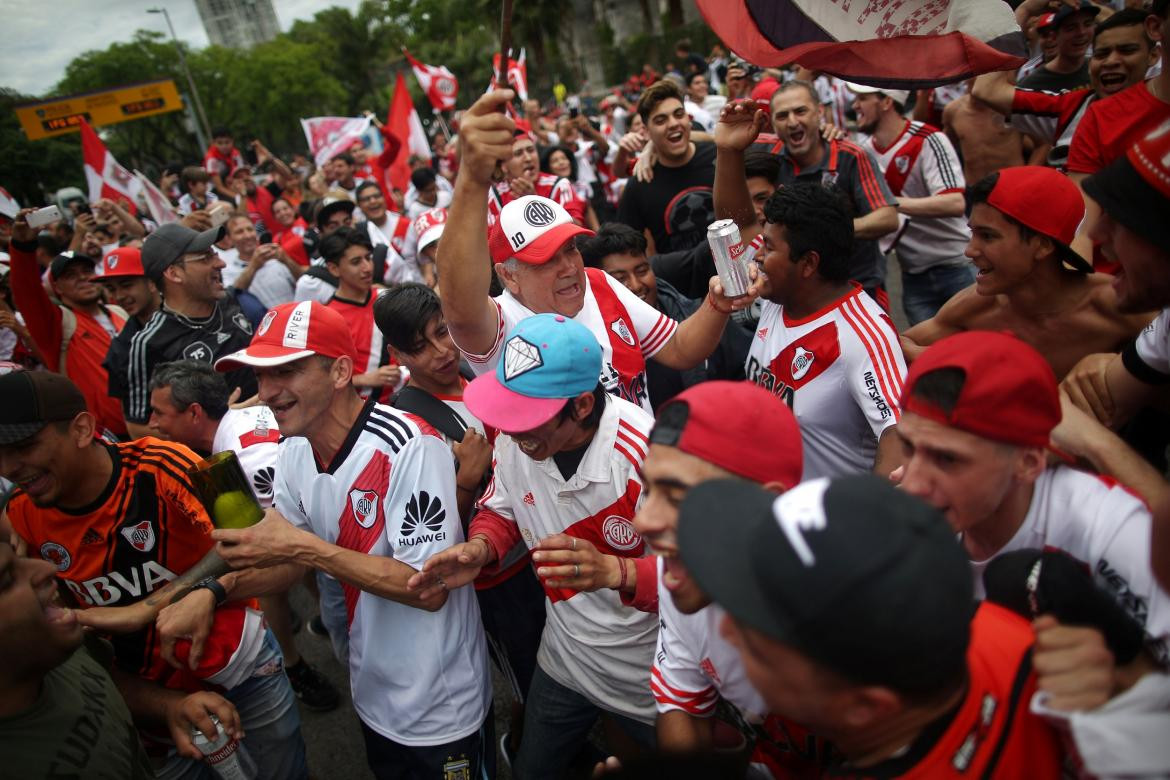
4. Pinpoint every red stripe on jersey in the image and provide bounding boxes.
[614,442,644,471]
[650,664,717,702]
[617,418,649,446]
[641,315,675,356]
[650,667,717,713]
[544,479,643,604]
[334,450,392,626]
[616,430,648,460]
[840,297,903,418]
[399,411,441,440]
[839,140,886,208]
[237,427,280,449]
